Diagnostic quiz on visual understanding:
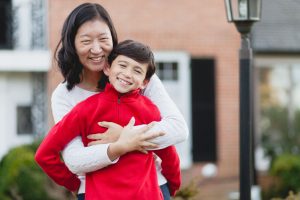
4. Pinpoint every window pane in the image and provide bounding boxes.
[156,62,178,81]
[17,105,33,135]
[0,0,12,49]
